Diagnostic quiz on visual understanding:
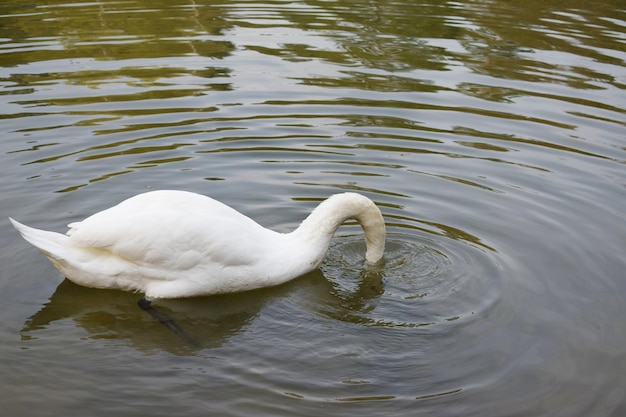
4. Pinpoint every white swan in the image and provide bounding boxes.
[10,190,385,298]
